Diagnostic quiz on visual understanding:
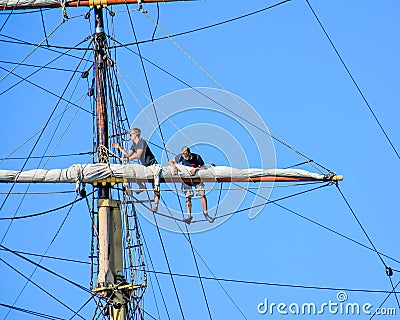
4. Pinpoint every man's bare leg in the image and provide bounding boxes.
[151,191,160,212]
[201,196,214,223]
[184,197,193,224]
